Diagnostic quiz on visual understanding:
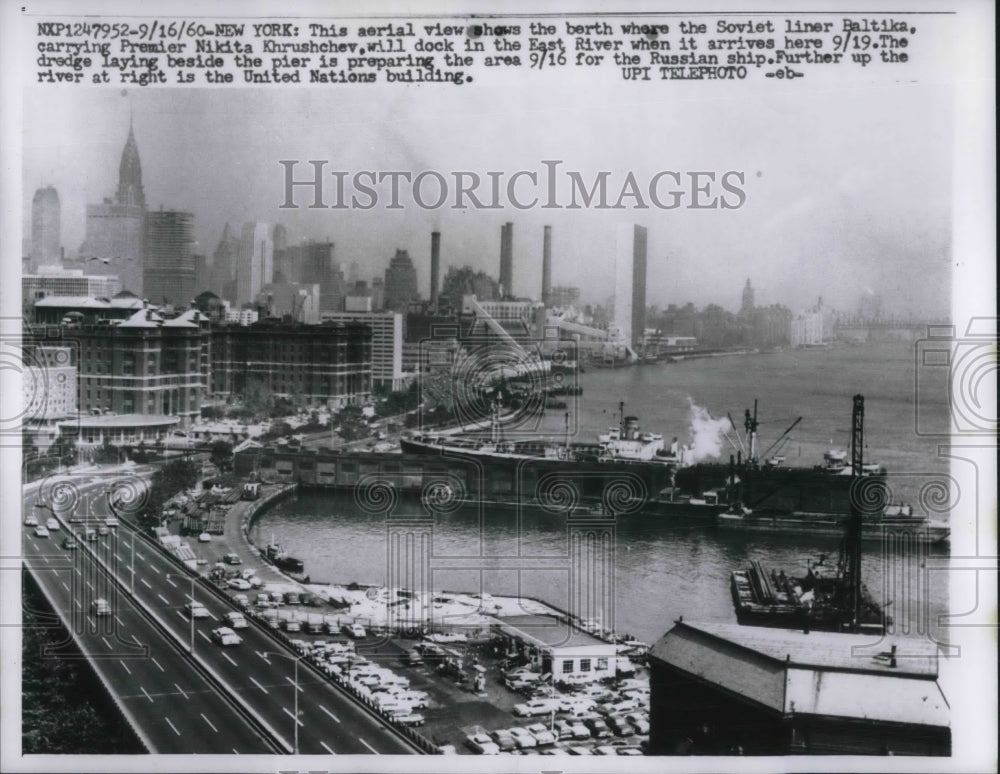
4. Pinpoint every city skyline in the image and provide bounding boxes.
[21,84,952,318]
